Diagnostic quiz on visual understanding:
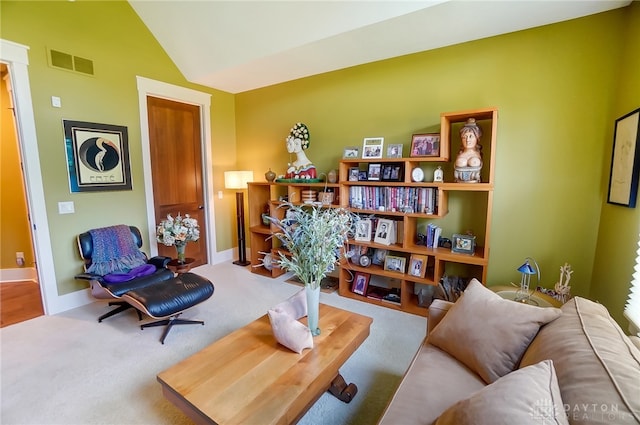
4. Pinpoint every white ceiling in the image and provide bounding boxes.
[129,0,630,94]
